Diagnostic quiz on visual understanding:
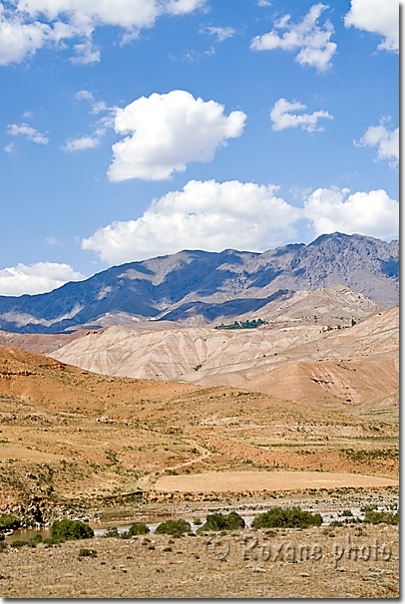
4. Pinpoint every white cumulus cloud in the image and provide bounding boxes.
[270,98,333,132]
[303,187,399,240]
[356,119,399,166]
[0,262,85,296]
[7,122,49,145]
[345,0,399,52]
[82,179,301,264]
[0,4,52,65]
[0,0,207,65]
[107,90,247,182]
[250,3,337,71]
